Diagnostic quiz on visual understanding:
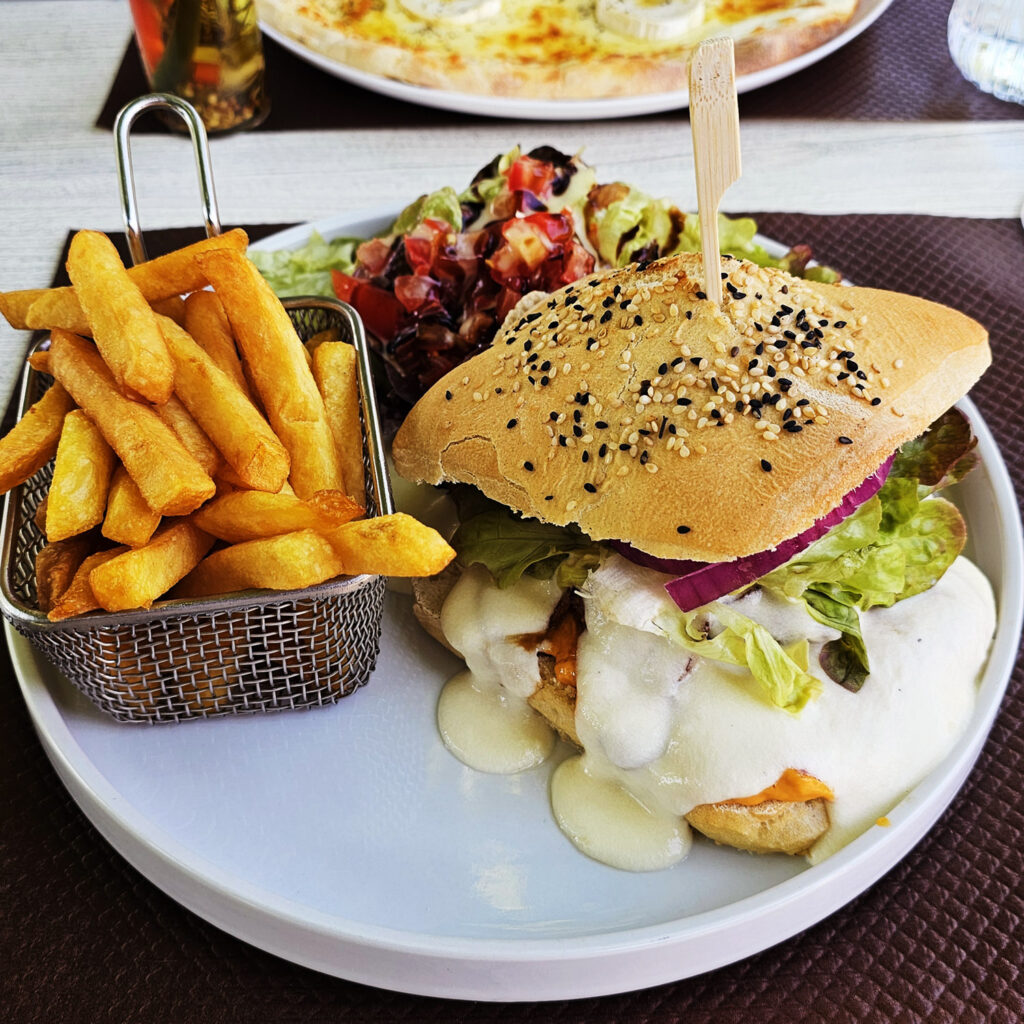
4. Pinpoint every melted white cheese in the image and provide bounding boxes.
[436,555,996,869]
